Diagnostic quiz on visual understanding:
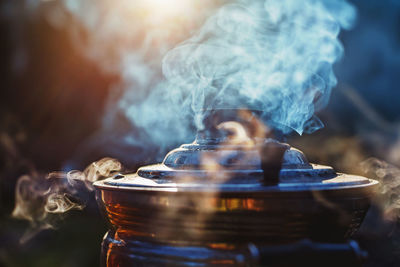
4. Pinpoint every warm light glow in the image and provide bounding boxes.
[145,0,189,12]
[139,0,193,23]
